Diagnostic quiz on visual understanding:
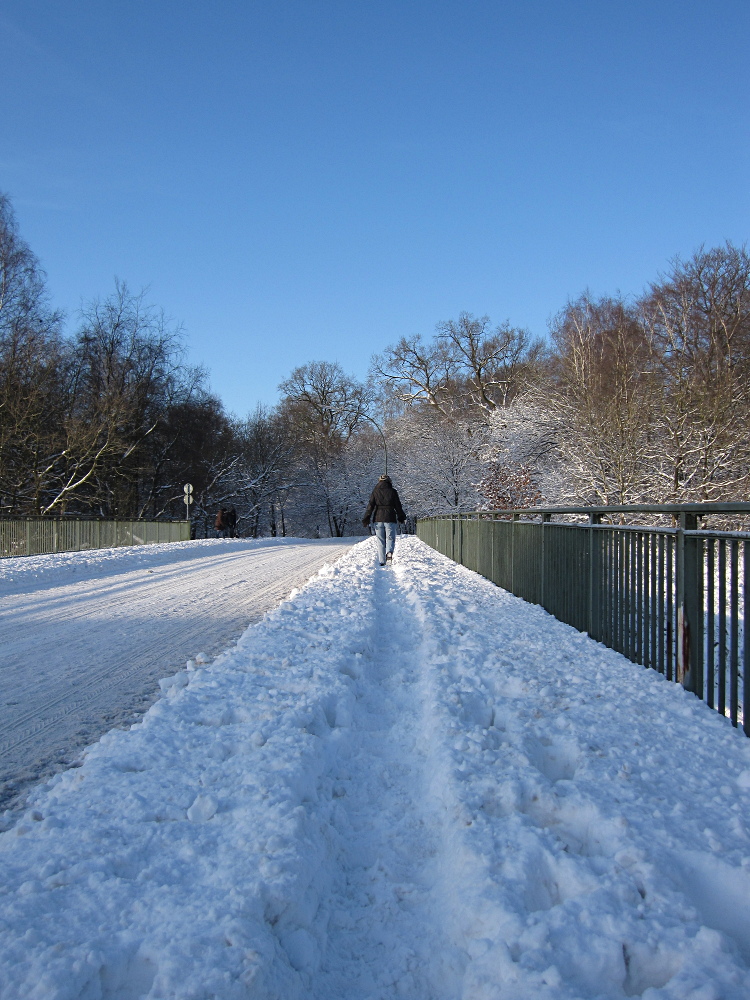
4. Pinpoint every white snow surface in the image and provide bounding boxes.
[0,537,354,812]
[2,536,750,999]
